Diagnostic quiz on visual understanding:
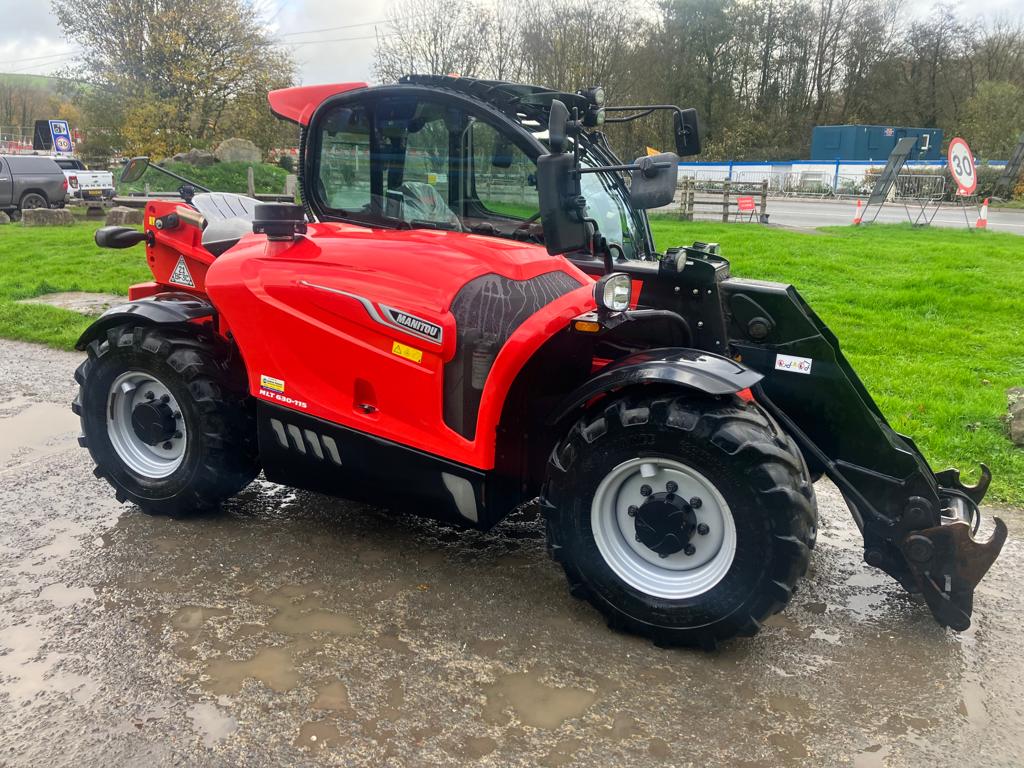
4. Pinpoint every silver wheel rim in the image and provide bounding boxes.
[590,457,737,600]
[106,371,187,479]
